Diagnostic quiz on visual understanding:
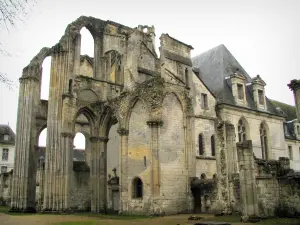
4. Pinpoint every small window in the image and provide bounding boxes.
[199,134,204,155]
[288,146,293,160]
[3,135,9,141]
[1,166,7,173]
[201,93,208,109]
[297,125,300,135]
[238,119,247,142]
[211,135,216,156]
[237,83,244,100]
[258,90,264,105]
[185,68,189,87]
[69,79,73,93]
[2,149,9,161]
[132,177,143,198]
